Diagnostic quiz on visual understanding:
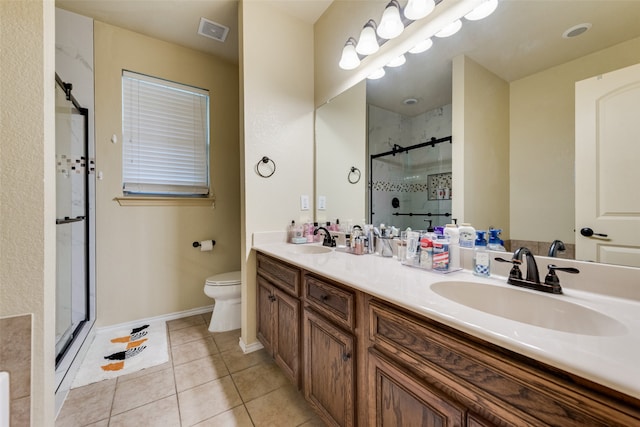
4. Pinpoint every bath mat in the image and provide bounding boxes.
[71,321,168,388]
